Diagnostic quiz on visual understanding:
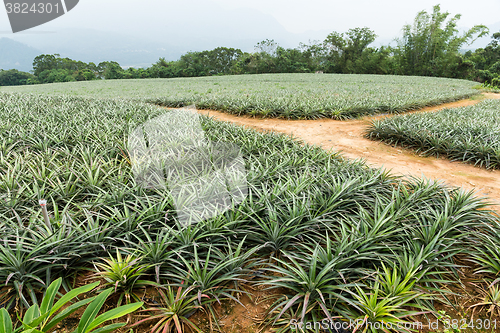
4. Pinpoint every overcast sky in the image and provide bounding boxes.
[212,0,500,35]
[1,0,499,66]
[1,0,498,36]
